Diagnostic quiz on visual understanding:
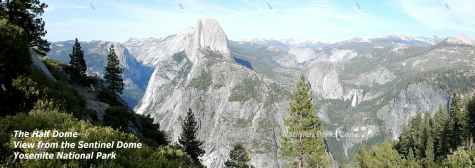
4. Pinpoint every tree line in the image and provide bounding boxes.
[357,93,475,167]
[10,0,465,167]
[68,38,124,95]
[180,75,331,168]
[0,0,49,52]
